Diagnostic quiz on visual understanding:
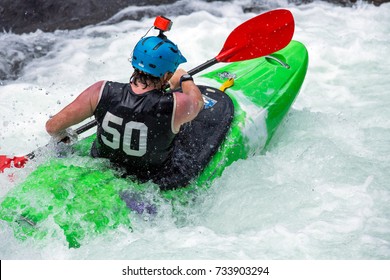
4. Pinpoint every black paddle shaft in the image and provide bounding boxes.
[74,119,98,135]
[188,58,218,76]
